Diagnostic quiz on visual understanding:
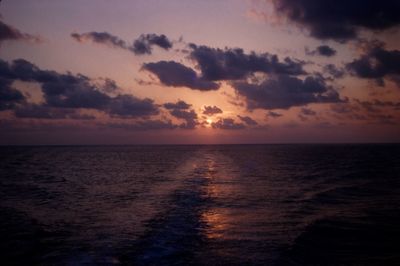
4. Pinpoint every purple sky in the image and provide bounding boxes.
[1,0,400,144]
